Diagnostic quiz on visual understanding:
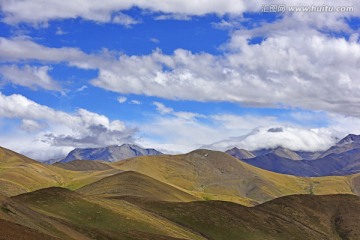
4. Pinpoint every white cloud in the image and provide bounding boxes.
[153,101,204,120]
[117,96,127,103]
[142,102,360,153]
[20,119,47,132]
[2,33,360,117]
[0,93,136,160]
[0,0,247,24]
[150,38,160,43]
[112,13,140,27]
[205,126,337,152]
[0,64,61,91]
[2,19,360,119]
[153,101,173,114]
[90,32,360,117]
[75,85,88,92]
[55,27,68,35]
[130,100,142,105]
[0,0,357,39]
